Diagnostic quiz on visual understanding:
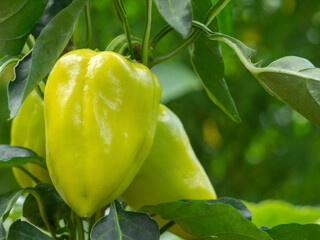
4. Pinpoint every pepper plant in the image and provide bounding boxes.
[1,0,320,239]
